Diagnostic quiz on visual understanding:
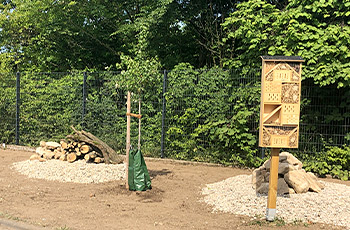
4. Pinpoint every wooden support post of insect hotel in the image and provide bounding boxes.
[259,56,304,221]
